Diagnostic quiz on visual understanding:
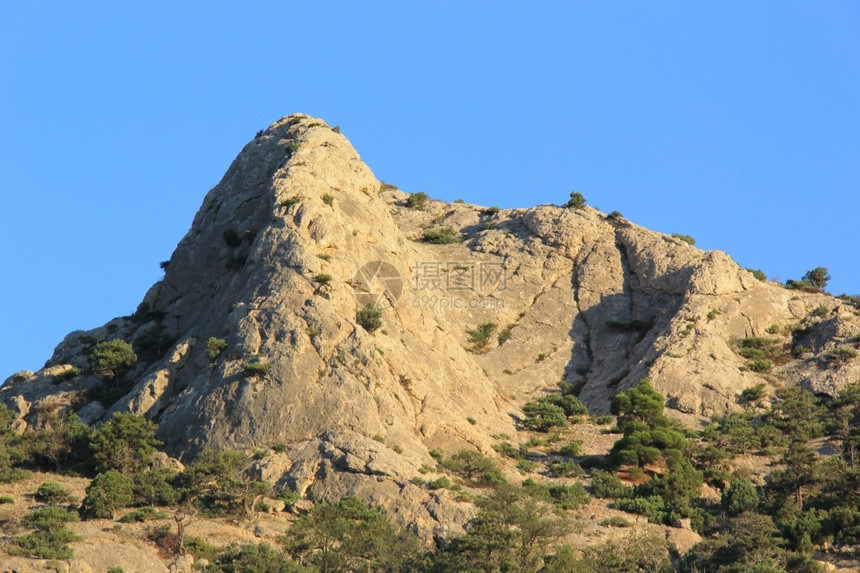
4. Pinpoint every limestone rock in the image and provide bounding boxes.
[3,113,858,535]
